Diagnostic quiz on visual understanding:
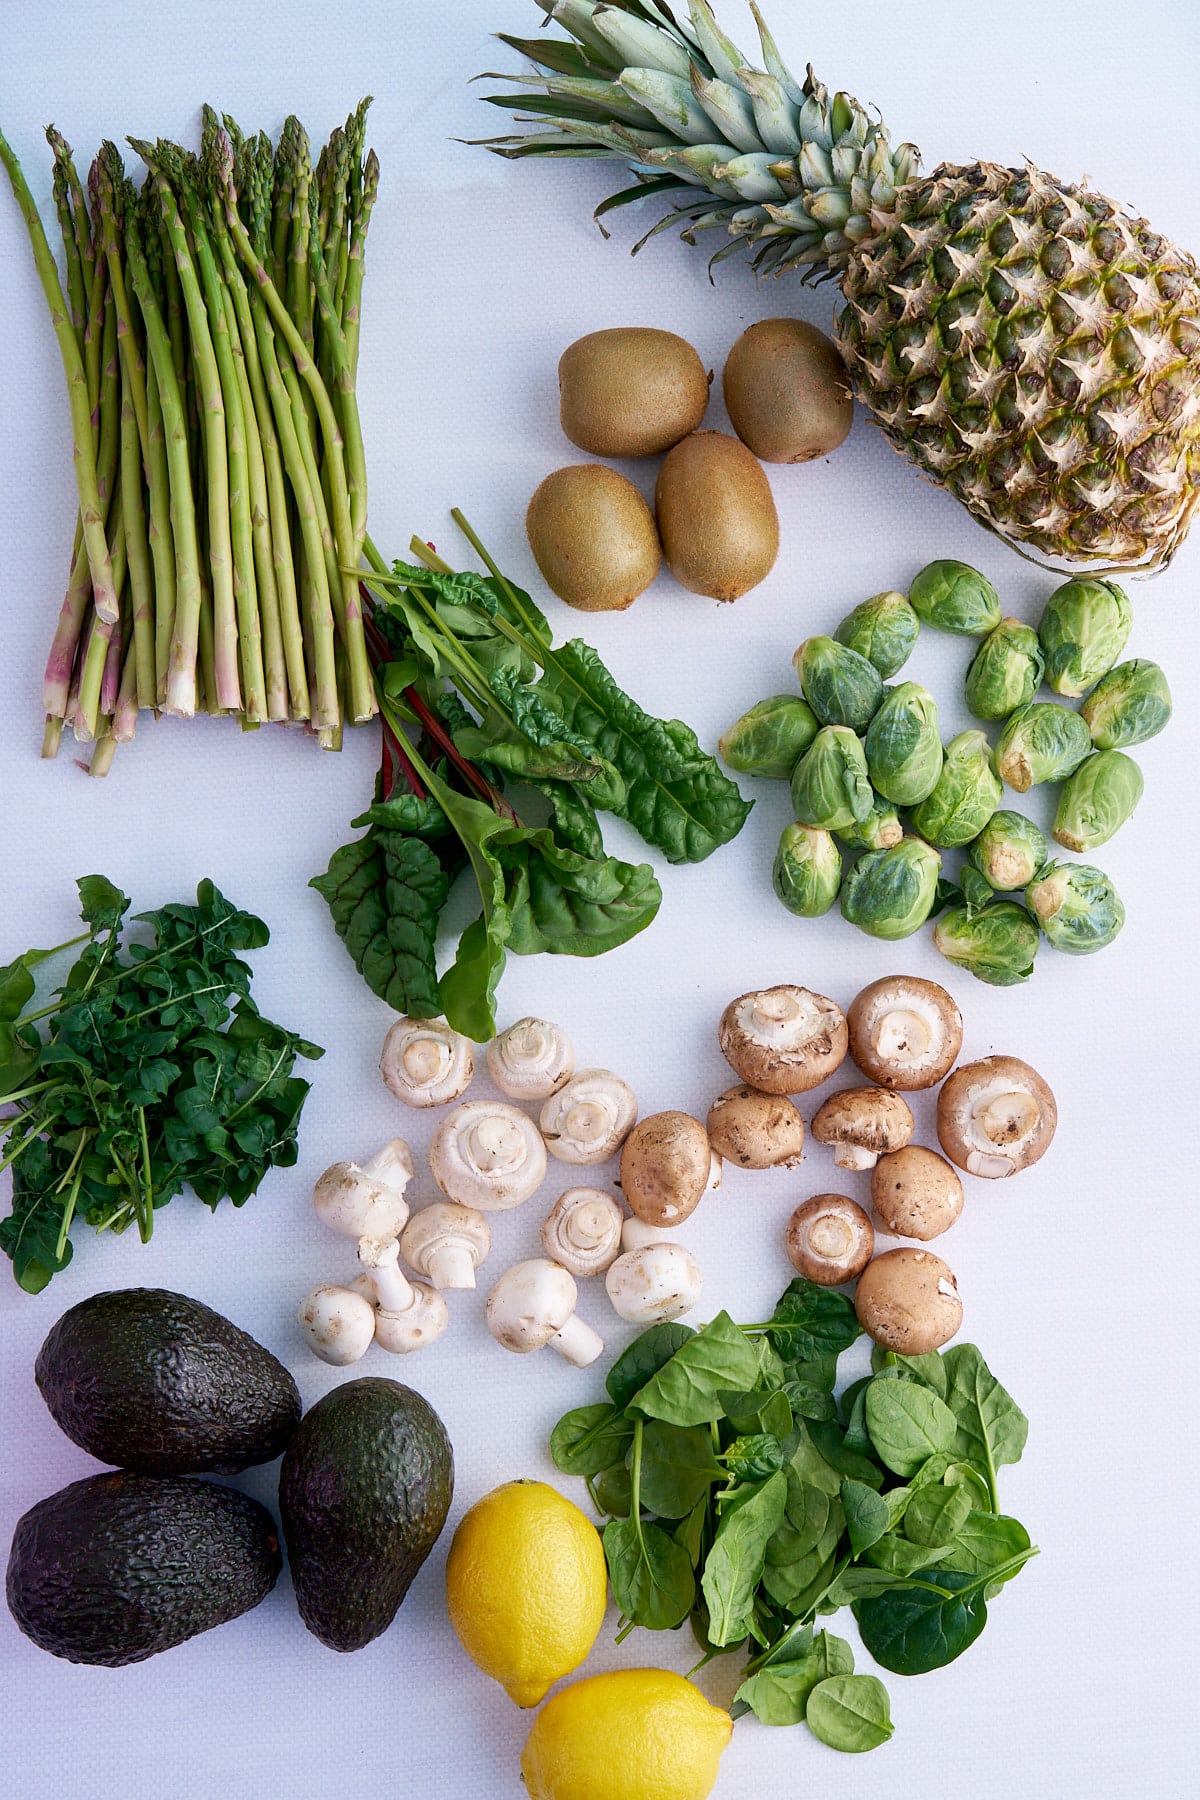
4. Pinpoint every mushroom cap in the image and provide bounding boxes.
[541,1188,624,1276]
[487,1017,576,1100]
[718,986,848,1094]
[847,976,964,1090]
[430,1100,548,1210]
[705,1085,806,1170]
[312,1142,414,1239]
[297,1284,377,1366]
[605,1243,703,1323]
[871,1146,964,1240]
[540,1070,638,1164]
[380,1017,474,1108]
[372,1280,450,1354]
[620,1111,714,1226]
[785,1195,875,1285]
[811,1087,915,1169]
[400,1202,492,1287]
[854,1247,963,1354]
[486,1258,580,1351]
[620,1214,681,1254]
[937,1056,1057,1179]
